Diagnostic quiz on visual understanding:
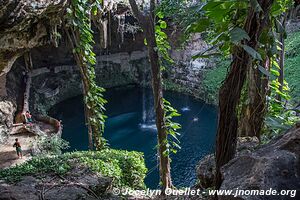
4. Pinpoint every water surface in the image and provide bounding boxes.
[50,86,217,188]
